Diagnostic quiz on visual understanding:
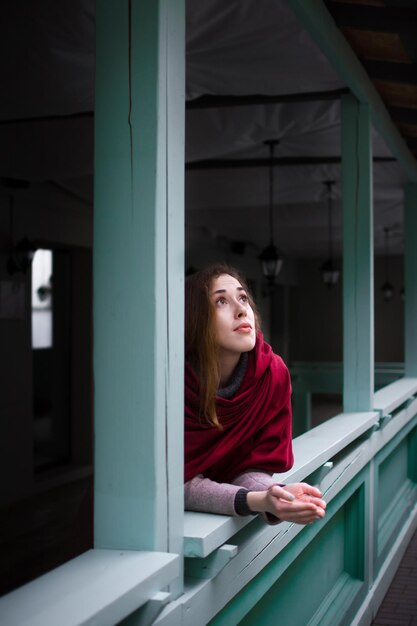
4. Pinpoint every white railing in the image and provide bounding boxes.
[2,377,417,626]
[373,377,417,416]
[0,550,180,626]
[171,377,417,626]
[184,410,378,558]
[184,377,417,562]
